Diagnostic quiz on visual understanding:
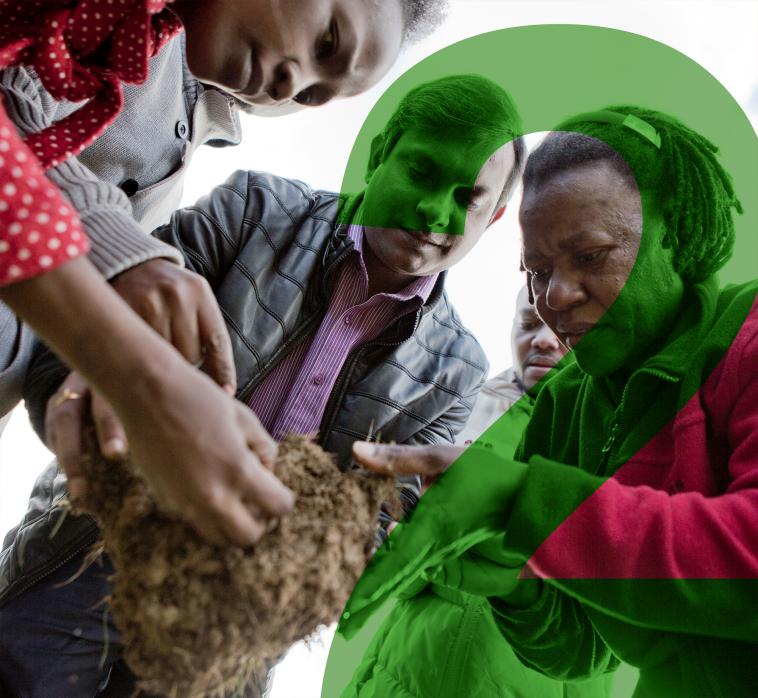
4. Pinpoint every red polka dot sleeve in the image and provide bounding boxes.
[0,110,88,286]
[0,0,183,286]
